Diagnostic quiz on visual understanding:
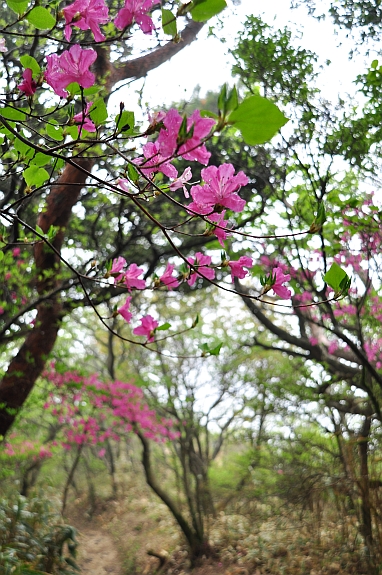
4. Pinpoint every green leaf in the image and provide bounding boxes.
[371,59,379,69]
[229,95,288,145]
[6,0,29,14]
[14,137,34,159]
[190,0,227,22]
[323,262,348,292]
[89,99,108,125]
[127,163,139,182]
[309,202,326,233]
[23,166,49,187]
[1,107,26,121]
[199,341,223,356]
[35,224,45,236]
[31,152,51,167]
[46,122,64,141]
[162,8,177,36]
[26,6,56,29]
[115,110,134,134]
[156,322,171,331]
[19,55,41,76]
